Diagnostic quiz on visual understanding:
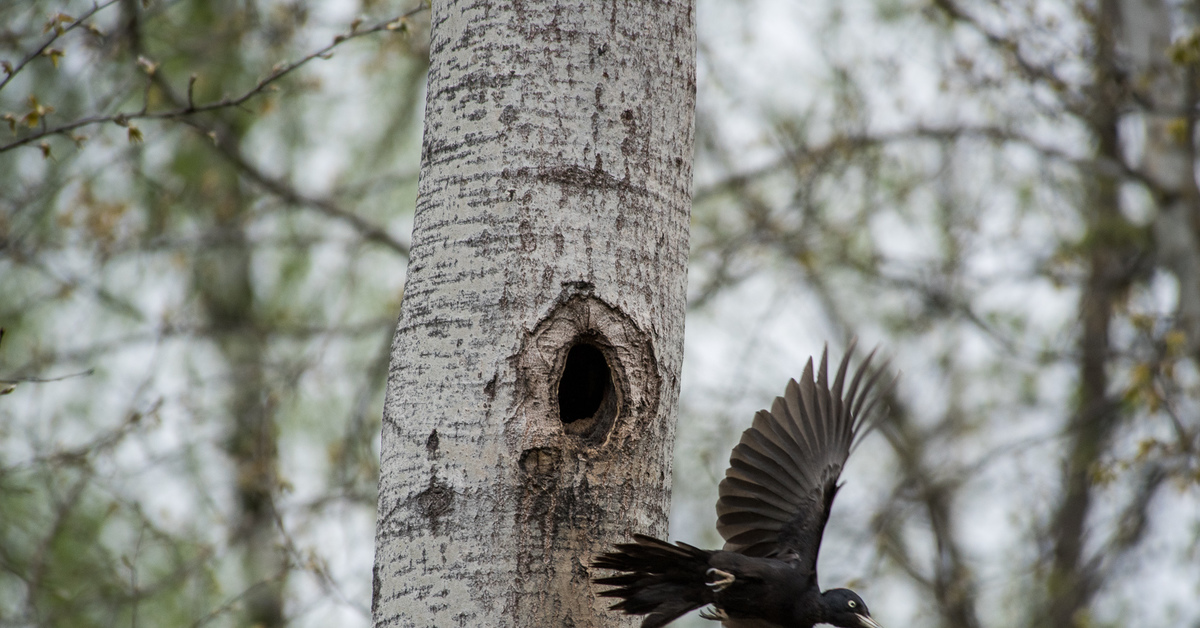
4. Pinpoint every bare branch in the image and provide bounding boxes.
[3,400,158,471]
[873,389,983,628]
[0,6,429,153]
[929,0,1079,110]
[0,368,95,385]
[0,0,120,93]
[694,124,1149,207]
[189,119,410,255]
